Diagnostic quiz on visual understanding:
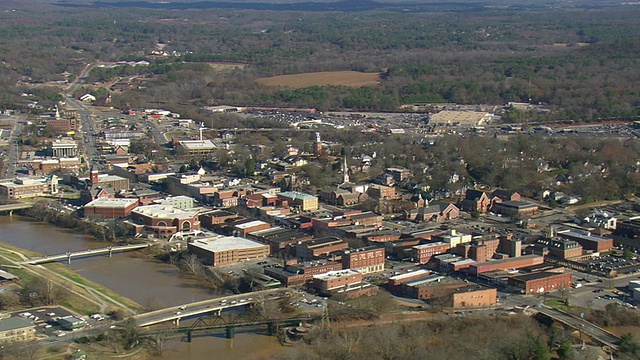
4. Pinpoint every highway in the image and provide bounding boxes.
[133,288,288,327]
